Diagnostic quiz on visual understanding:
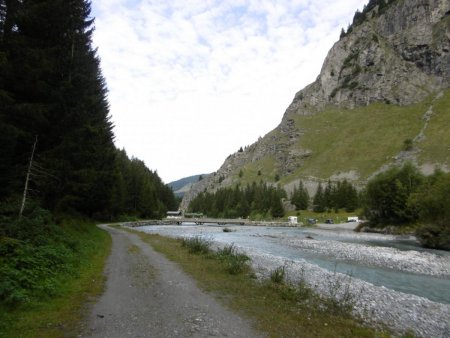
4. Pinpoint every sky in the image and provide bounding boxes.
[90,0,368,183]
